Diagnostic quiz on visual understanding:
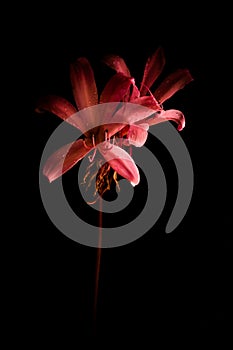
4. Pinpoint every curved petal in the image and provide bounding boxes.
[140,46,166,96]
[153,68,194,103]
[35,95,84,130]
[111,102,156,125]
[74,103,129,140]
[43,139,93,183]
[146,109,185,131]
[100,73,135,103]
[97,123,128,140]
[123,125,148,147]
[102,54,131,76]
[98,143,140,186]
[70,57,98,110]
[133,95,161,111]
